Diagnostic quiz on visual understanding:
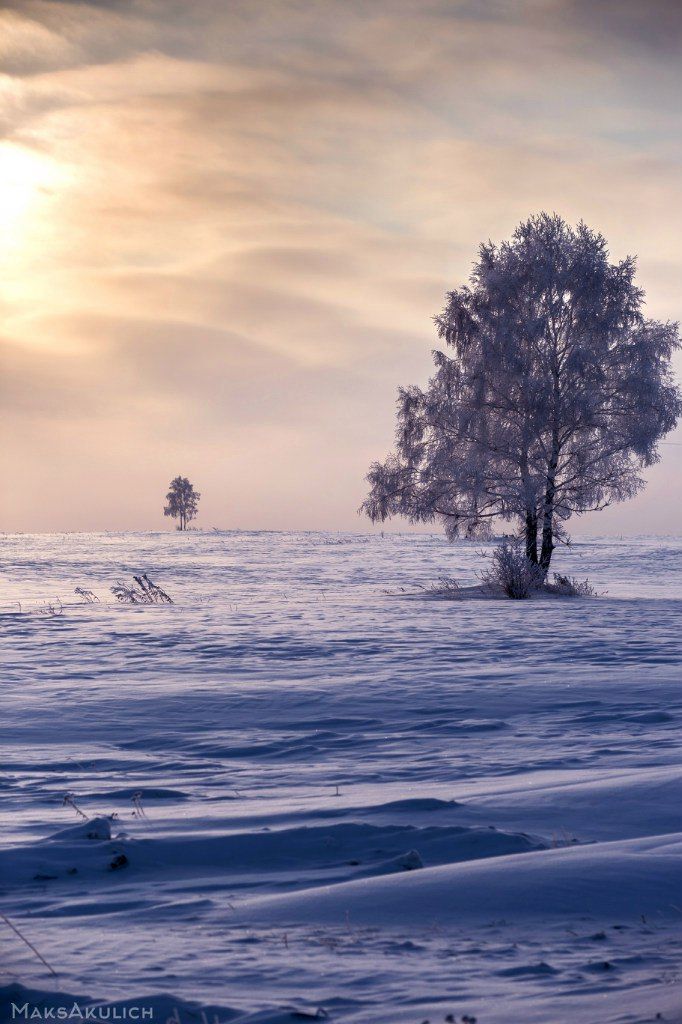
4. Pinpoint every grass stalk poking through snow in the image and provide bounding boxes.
[111,574,173,604]
[63,792,89,820]
[0,913,58,978]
